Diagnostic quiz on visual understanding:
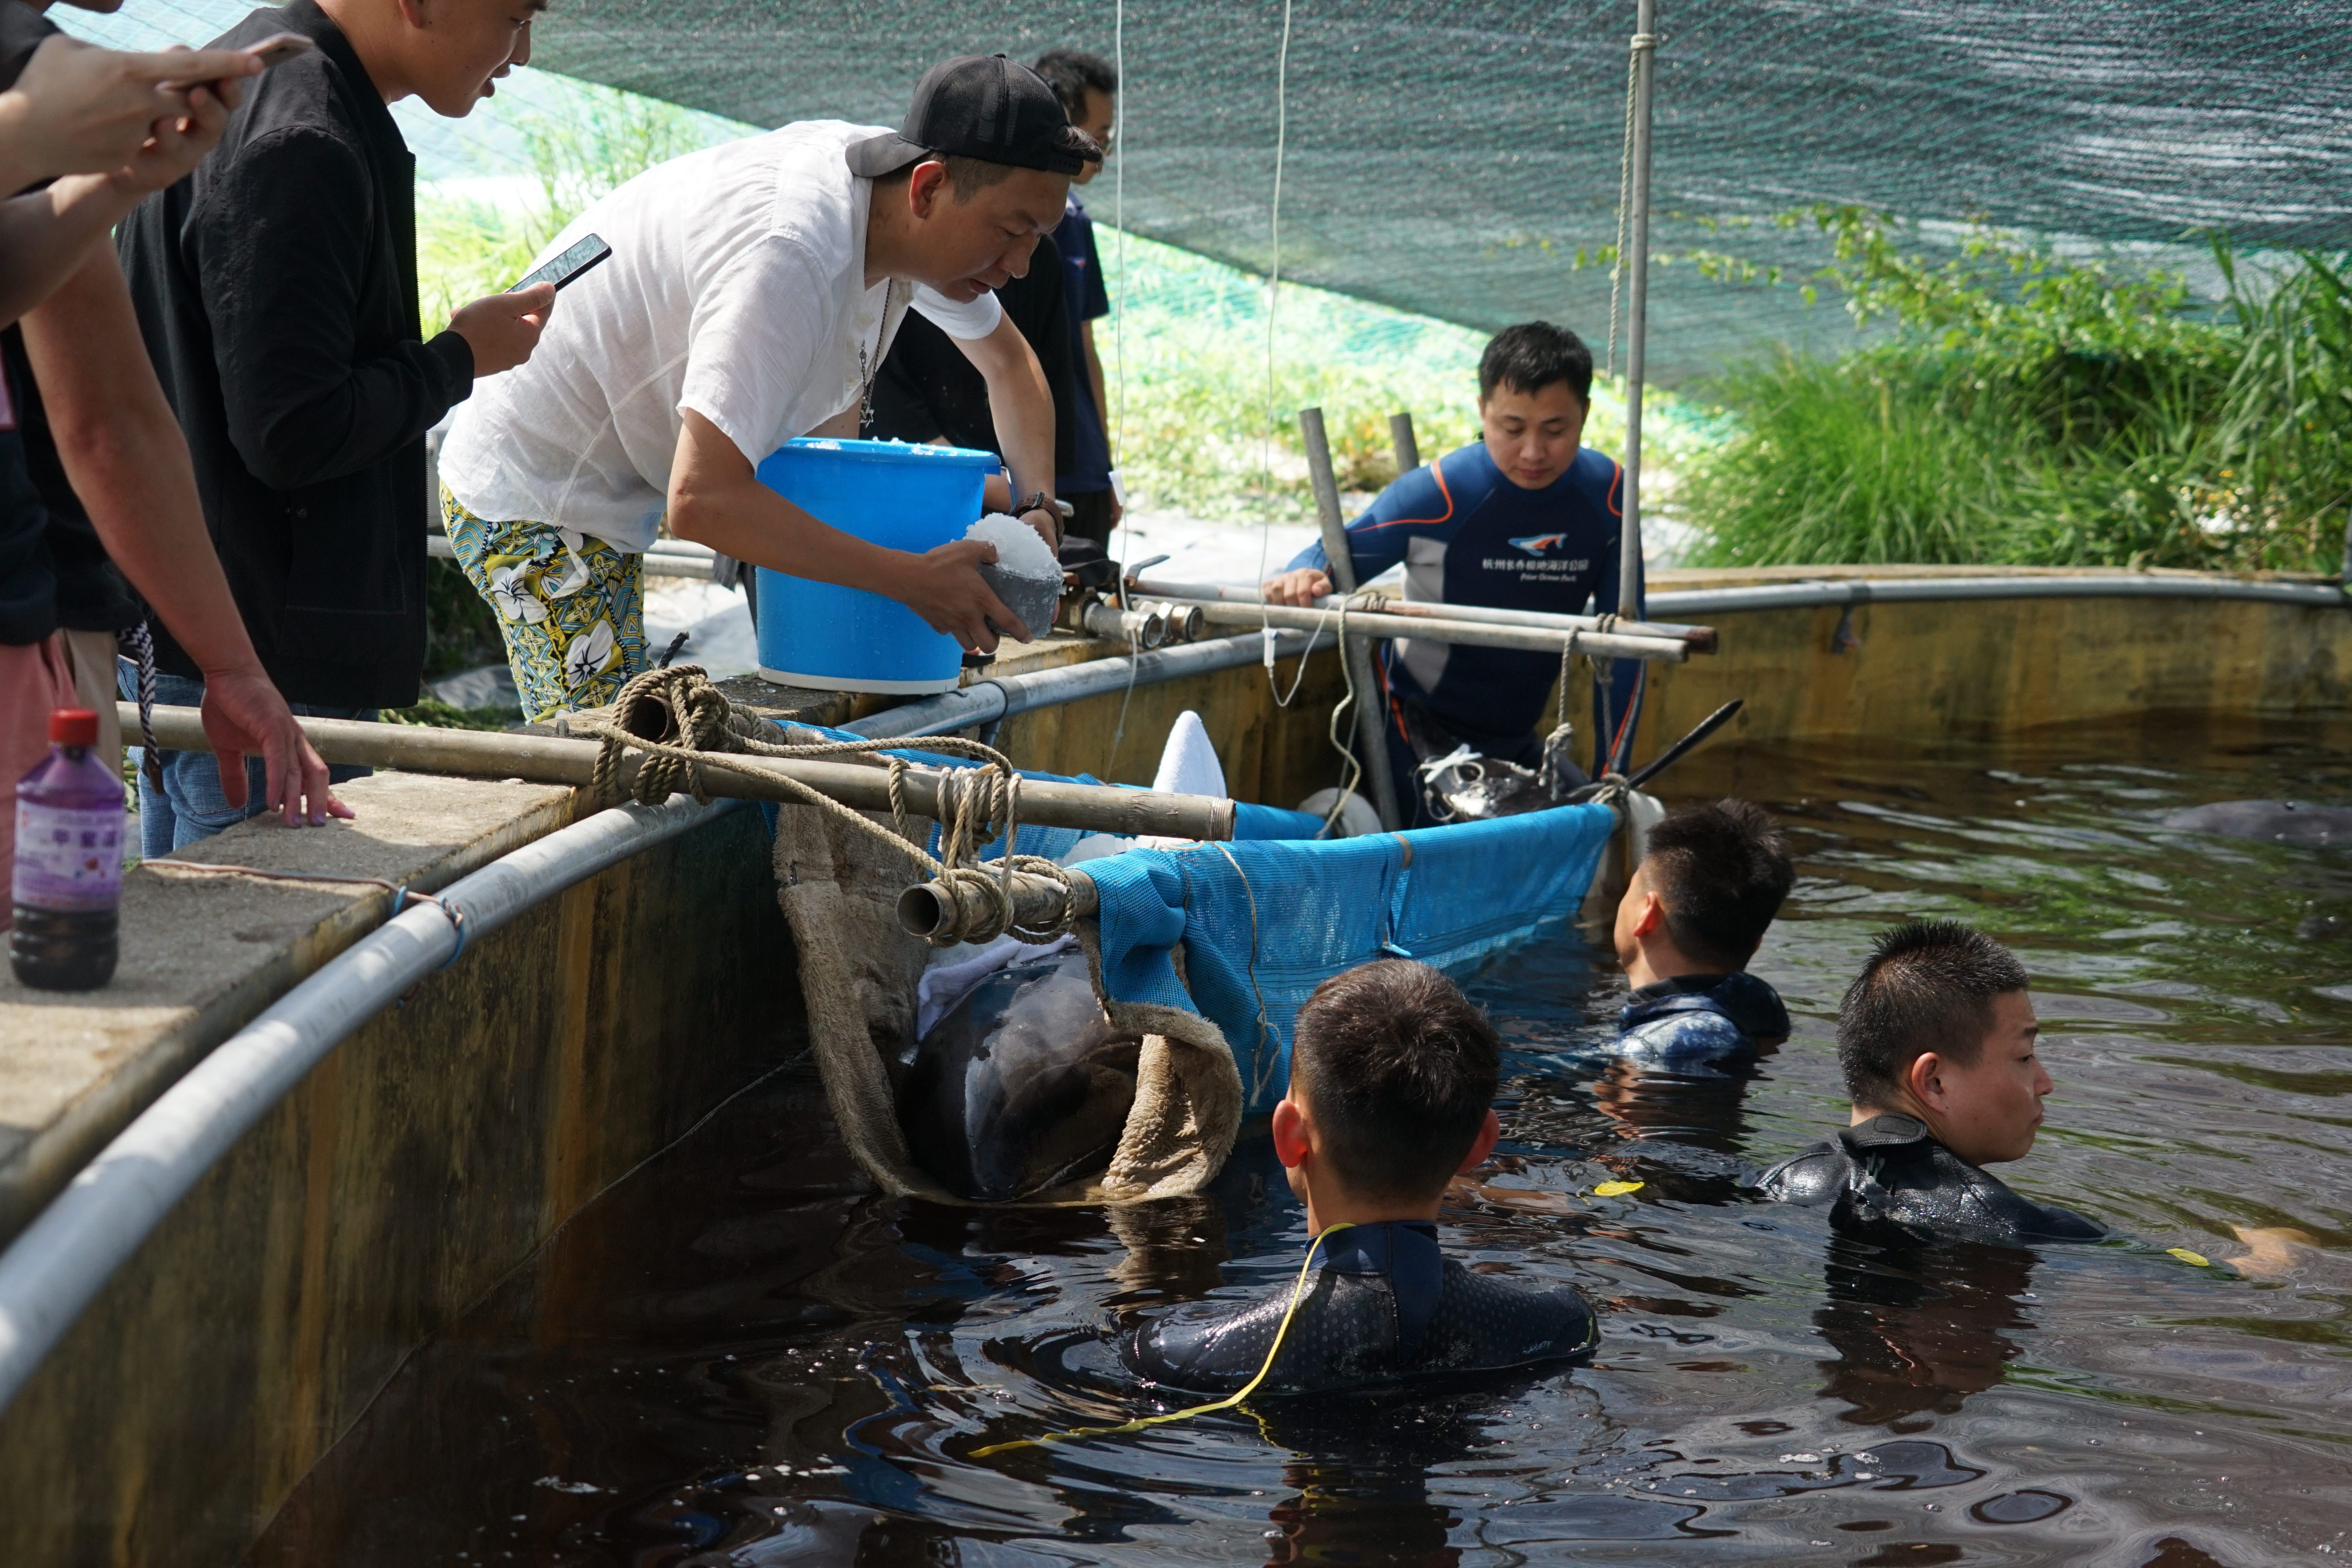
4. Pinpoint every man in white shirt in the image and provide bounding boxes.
[438,54,1082,720]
